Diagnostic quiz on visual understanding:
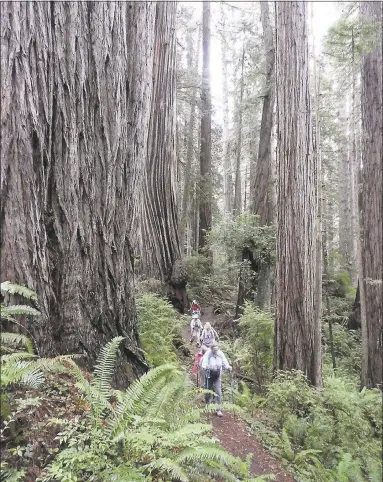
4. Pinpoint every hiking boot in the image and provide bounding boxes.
[216,410,223,417]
